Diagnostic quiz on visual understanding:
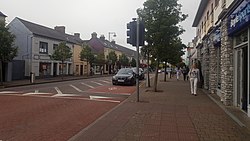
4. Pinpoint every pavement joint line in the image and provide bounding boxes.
[81,82,94,89]
[91,81,103,86]
[207,93,246,127]
[54,87,62,94]
[70,84,83,92]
